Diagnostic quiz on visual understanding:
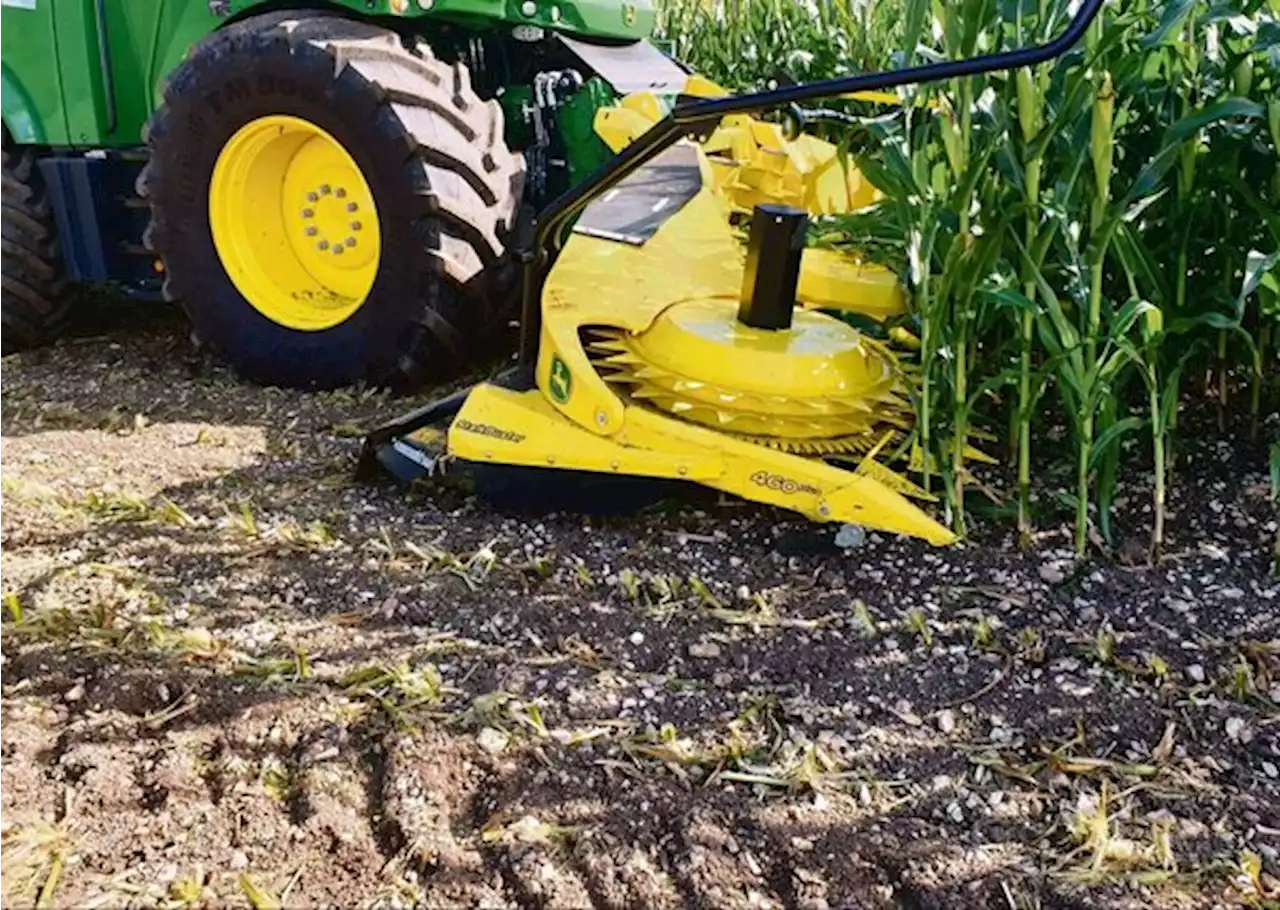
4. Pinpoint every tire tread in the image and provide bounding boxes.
[1,143,70,355]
